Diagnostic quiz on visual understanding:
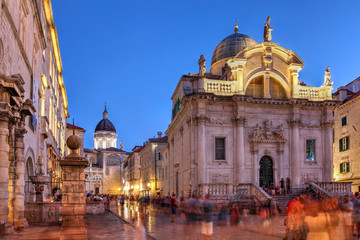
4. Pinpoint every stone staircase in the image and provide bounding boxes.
[272,188,304,214]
